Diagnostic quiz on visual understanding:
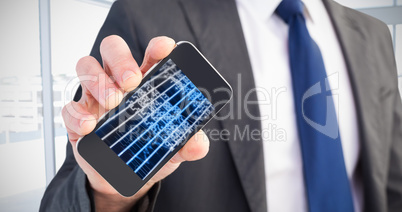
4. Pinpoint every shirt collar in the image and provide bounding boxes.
[236,0,320,24]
